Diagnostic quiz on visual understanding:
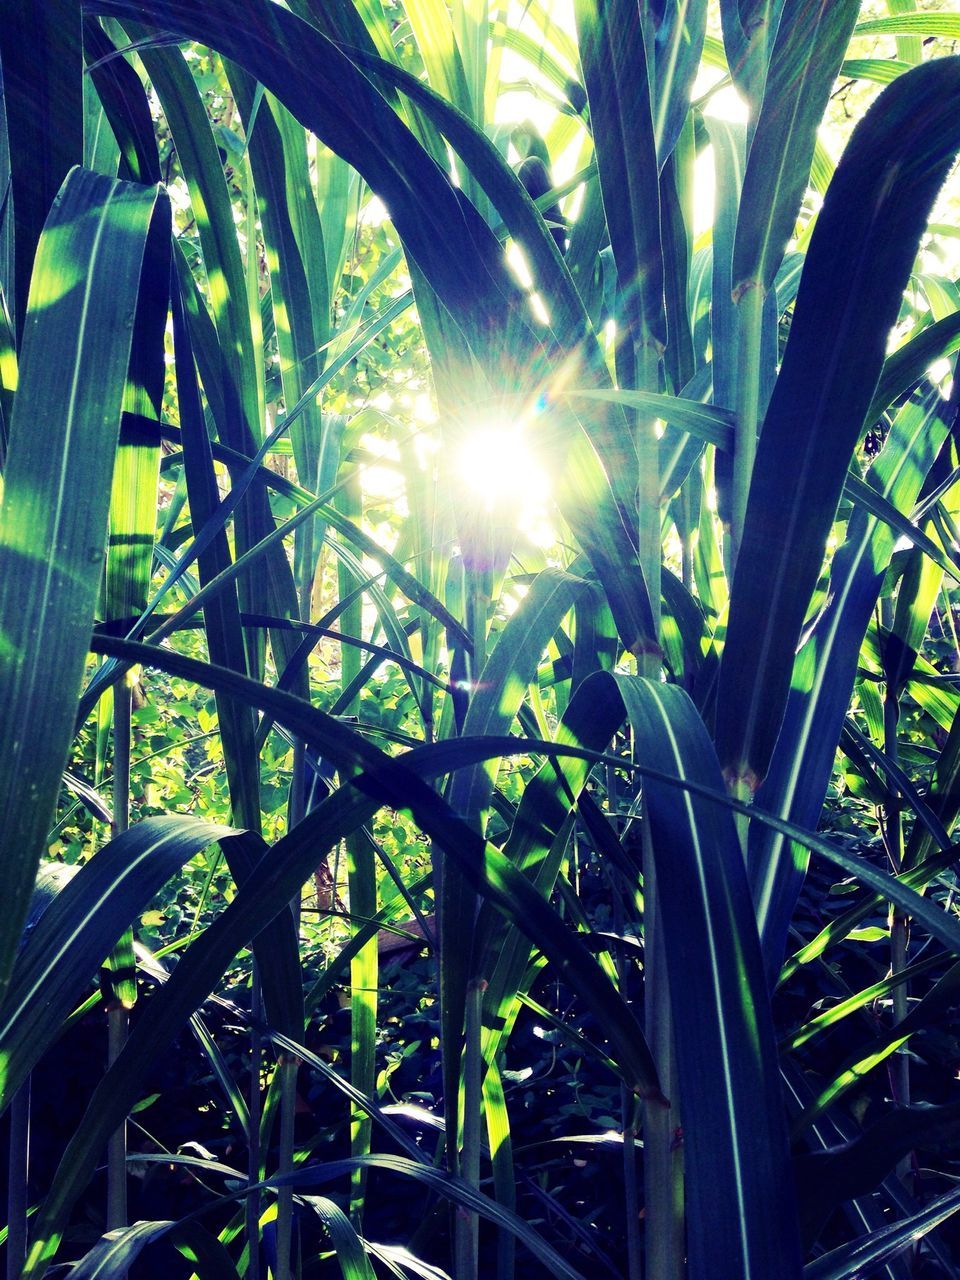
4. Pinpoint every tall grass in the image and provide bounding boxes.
[2,2,960,1277]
